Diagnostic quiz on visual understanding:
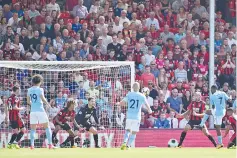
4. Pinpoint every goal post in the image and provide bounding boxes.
[0,61,135,148]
